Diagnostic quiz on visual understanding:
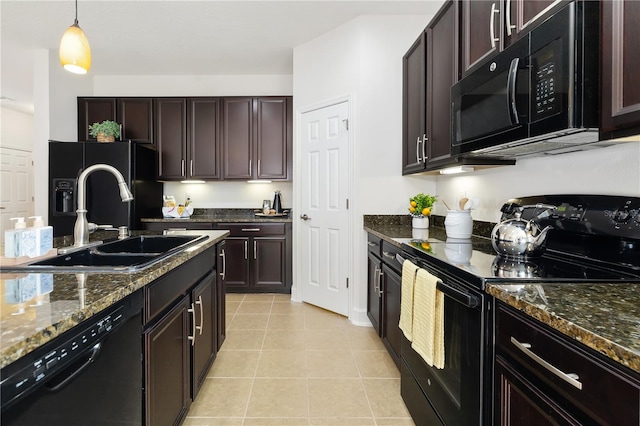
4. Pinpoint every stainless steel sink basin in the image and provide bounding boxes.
[0,234,209,273]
